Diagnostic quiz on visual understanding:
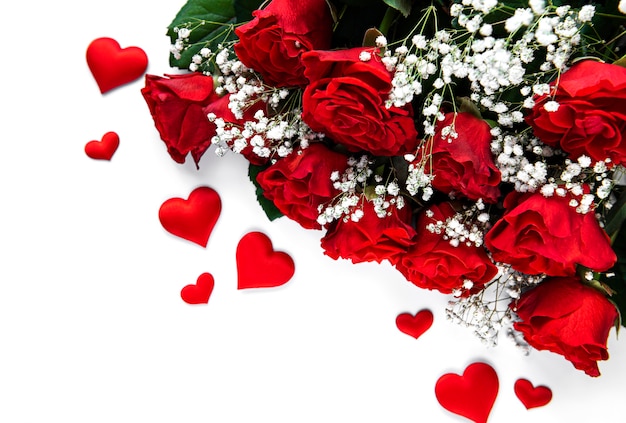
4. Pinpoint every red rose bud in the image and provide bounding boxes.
[526,60,626,166]
[234,0,333,87]
[485,190,616,276]
[301,47,419,156]
[256,143,350,230]
[513,276,619,377]
[321,199,417,264]
[394,202,498,294]
[424,112,501,203]
[141,73,219,166]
